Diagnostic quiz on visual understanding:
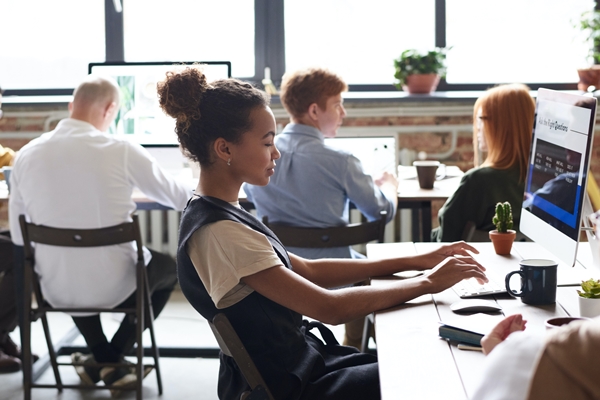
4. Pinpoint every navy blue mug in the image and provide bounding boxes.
[505,259,558,305]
